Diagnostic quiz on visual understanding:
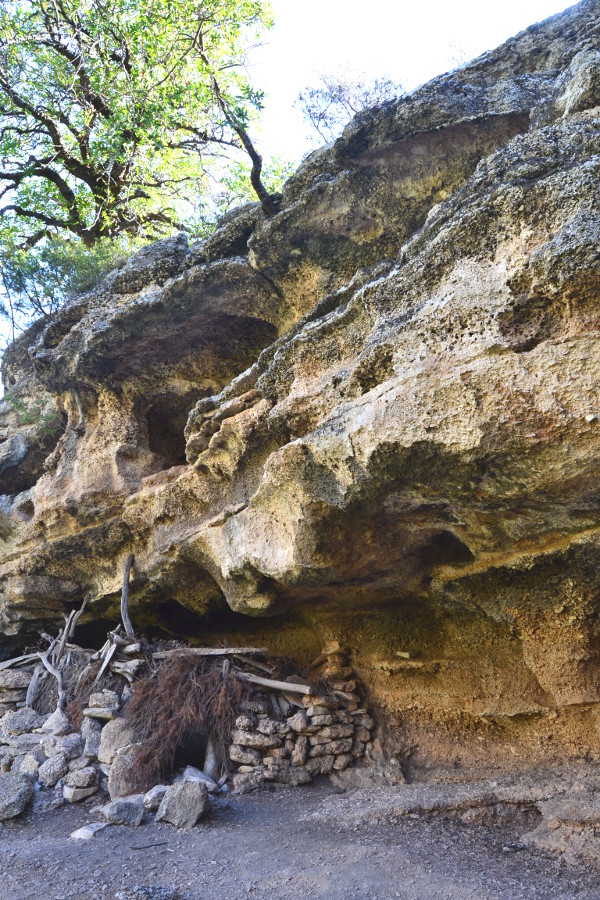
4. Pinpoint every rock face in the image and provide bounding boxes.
[3,0,600,778]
